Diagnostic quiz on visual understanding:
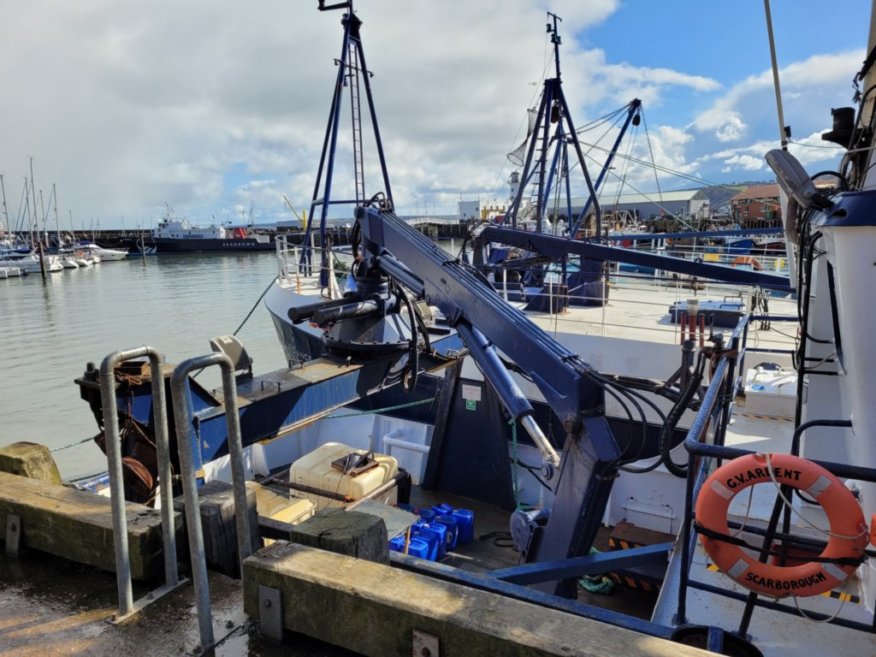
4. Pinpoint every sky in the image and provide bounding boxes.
[0,0,871,231]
